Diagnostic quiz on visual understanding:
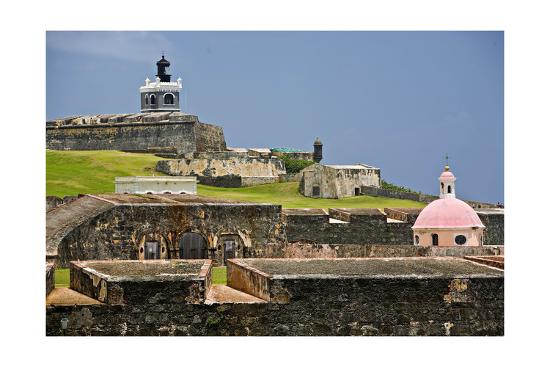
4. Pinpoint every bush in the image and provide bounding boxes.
[380,179,421,194]
[280,155,315,174]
